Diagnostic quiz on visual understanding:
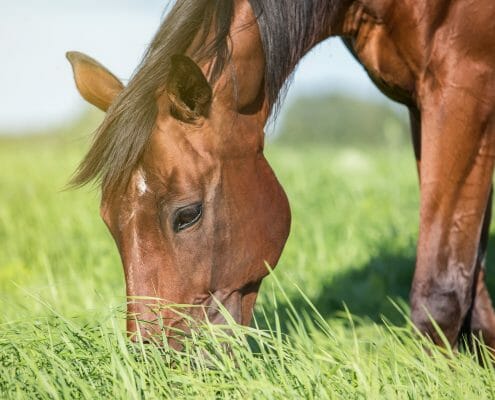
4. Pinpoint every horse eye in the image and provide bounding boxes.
[173,203,203,232]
